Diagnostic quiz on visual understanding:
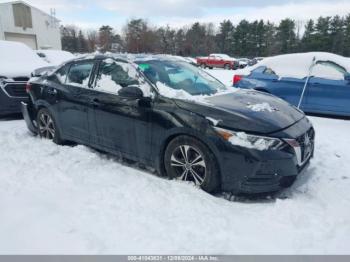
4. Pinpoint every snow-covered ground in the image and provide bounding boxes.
[0,115,349,254]
[205,68,236,86]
